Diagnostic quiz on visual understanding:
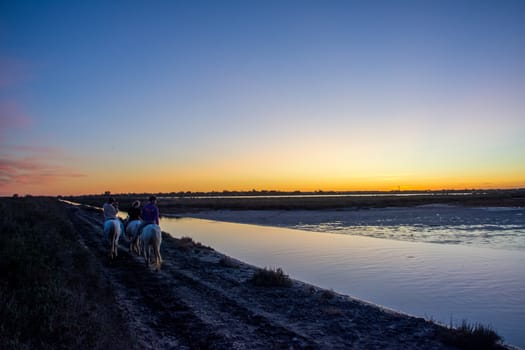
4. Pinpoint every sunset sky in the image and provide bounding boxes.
[1,1,524,196]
